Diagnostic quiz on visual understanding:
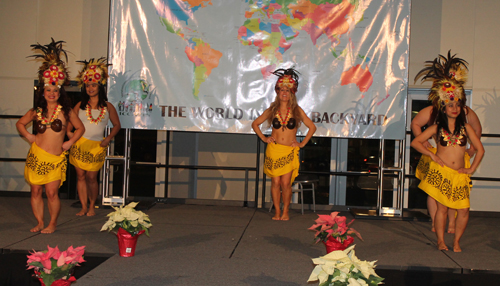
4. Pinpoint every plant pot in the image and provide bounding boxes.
[116,227,145,257]
[323,236,354,253]
[38,276,76,286]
